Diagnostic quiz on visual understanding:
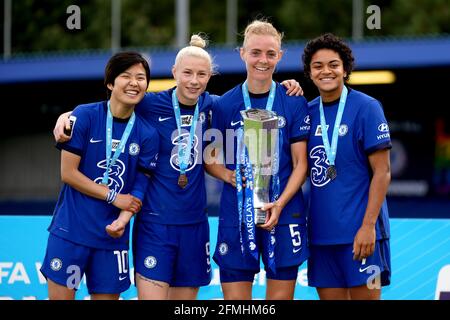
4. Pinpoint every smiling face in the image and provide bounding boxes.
[107,63,148,107]
[172,55,211,105]
[240,34,283,86]
[309,49,347,102]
